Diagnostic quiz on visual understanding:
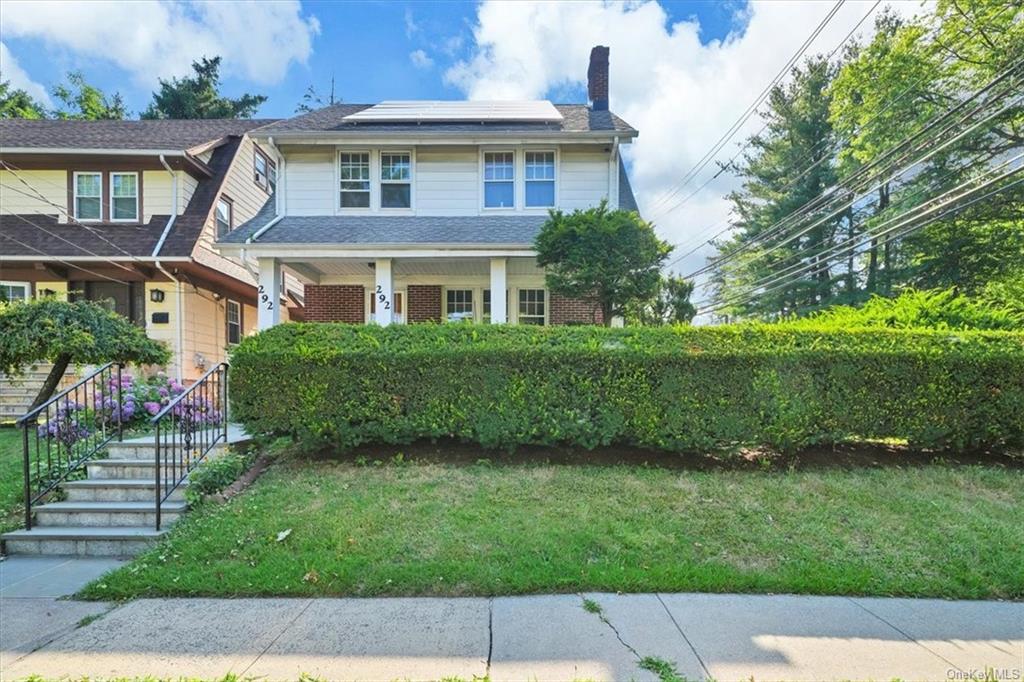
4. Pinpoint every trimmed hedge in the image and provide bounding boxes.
[230,324,1024,453]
